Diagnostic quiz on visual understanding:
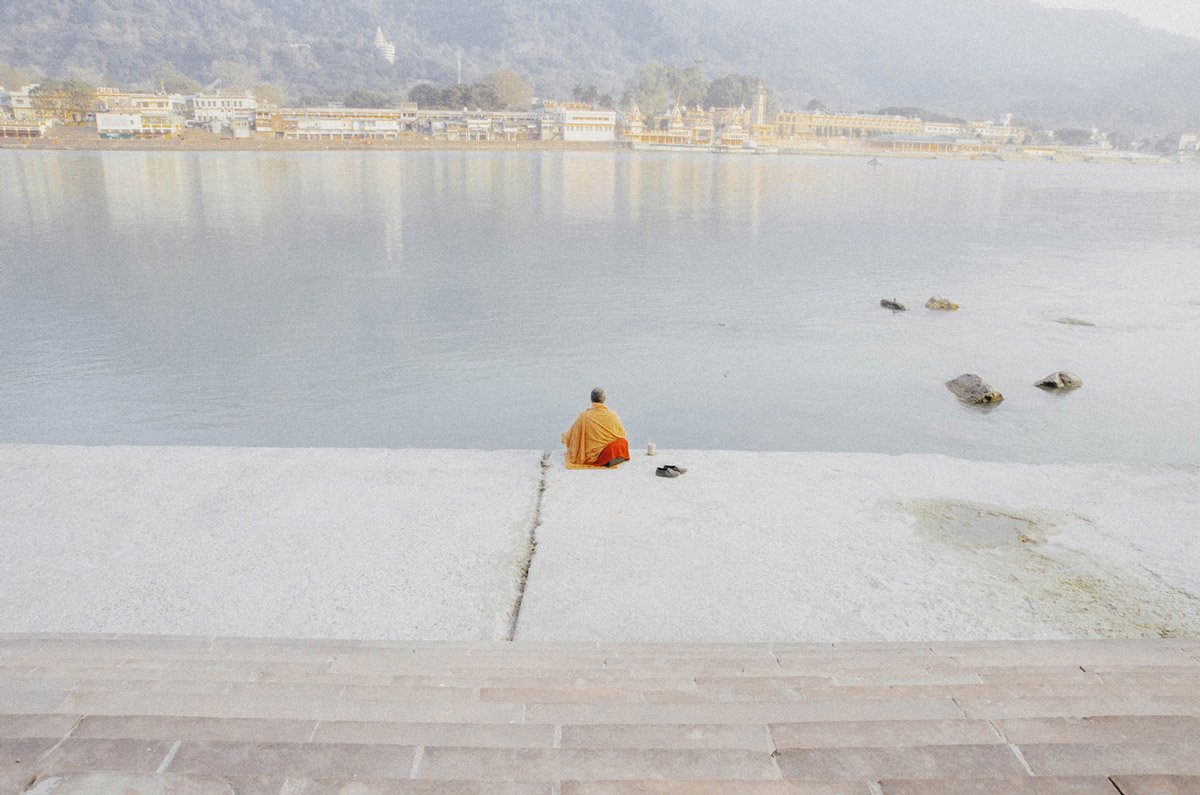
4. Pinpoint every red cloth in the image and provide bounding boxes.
[592,437,630,467]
